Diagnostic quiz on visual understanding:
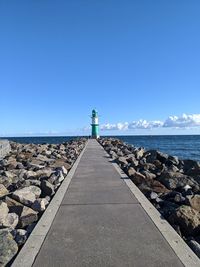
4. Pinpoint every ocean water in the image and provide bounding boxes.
[113,135,200,162]
[1,135,200,162]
